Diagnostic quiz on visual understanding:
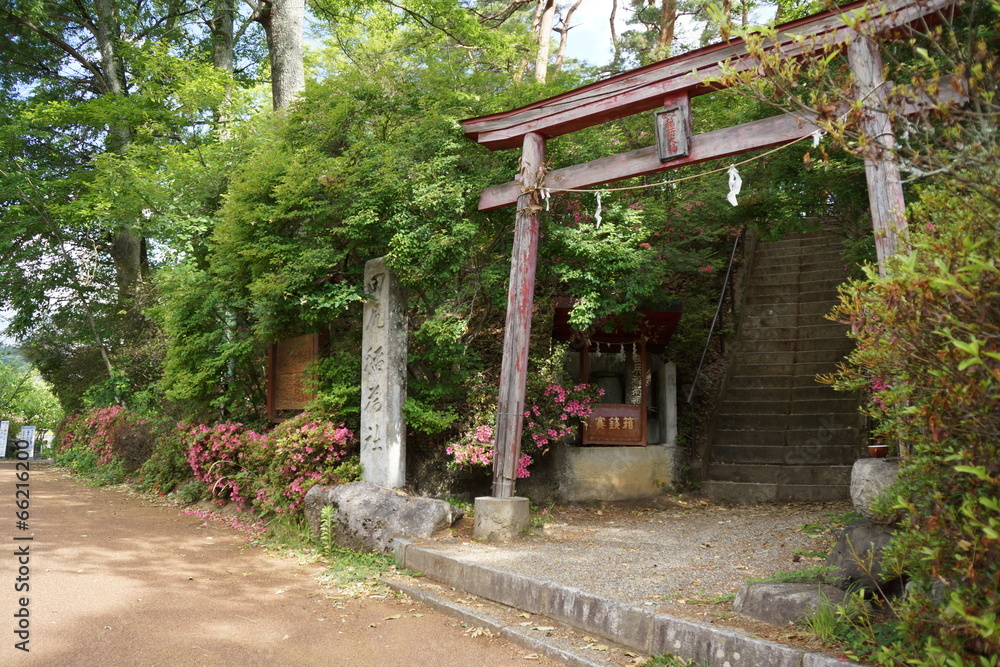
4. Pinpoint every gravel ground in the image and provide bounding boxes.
[436,495,856,651]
